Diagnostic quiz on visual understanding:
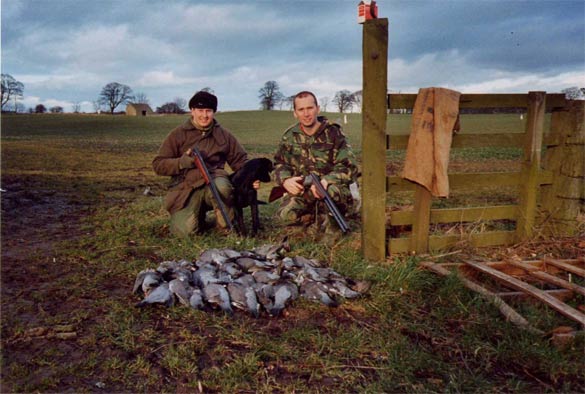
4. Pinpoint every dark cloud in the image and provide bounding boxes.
[1,0,583,111]
[387,0,584,71]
